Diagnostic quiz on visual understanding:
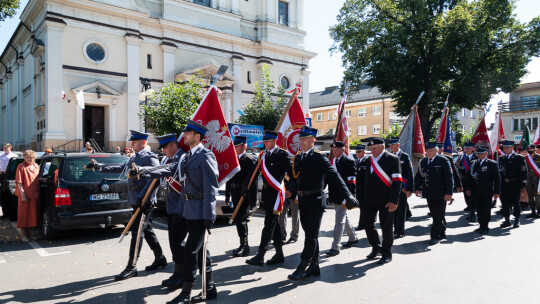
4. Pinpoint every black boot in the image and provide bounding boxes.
[305,257,320,278]
[246,250,265,266]
[266,246,284,265]
[288,260,309,281]
[233,237,250,257]
[527,208,537,218]
[163,264,184,290]
[166,281,194,304]
[501,217,512,228]
[115,259,137,281]
[513,217,521,228]
[191,272,218,303]
[146,254,167,271]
